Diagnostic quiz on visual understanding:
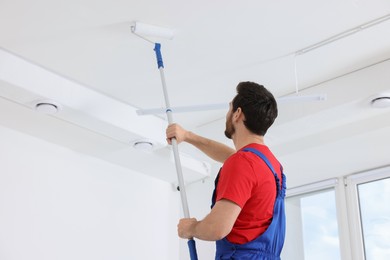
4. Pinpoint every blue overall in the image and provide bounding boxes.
[211,147,286,260]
